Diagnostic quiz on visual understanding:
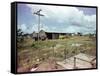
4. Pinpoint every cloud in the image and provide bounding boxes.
[18,24,35,33]
[18,24,27,33]
[19,4,96,34]
[18,23,50,33]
